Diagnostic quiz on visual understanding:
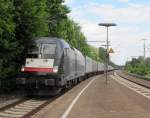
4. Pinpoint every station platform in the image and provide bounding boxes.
[33,74,150,118]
